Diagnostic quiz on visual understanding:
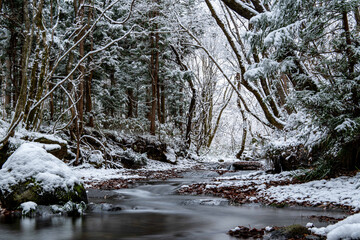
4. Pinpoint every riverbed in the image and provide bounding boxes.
[0,170,346,240]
